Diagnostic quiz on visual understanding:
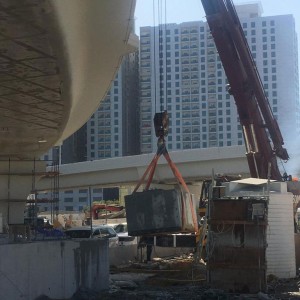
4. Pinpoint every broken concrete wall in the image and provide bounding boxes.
[0,240,109,300]
[207,198,267,293]
[207,180,296,292]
